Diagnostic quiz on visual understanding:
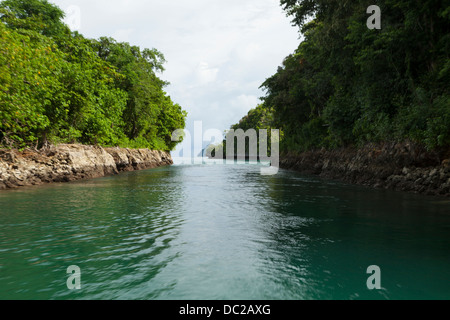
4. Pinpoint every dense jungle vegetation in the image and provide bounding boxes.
[0,0,187,151]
